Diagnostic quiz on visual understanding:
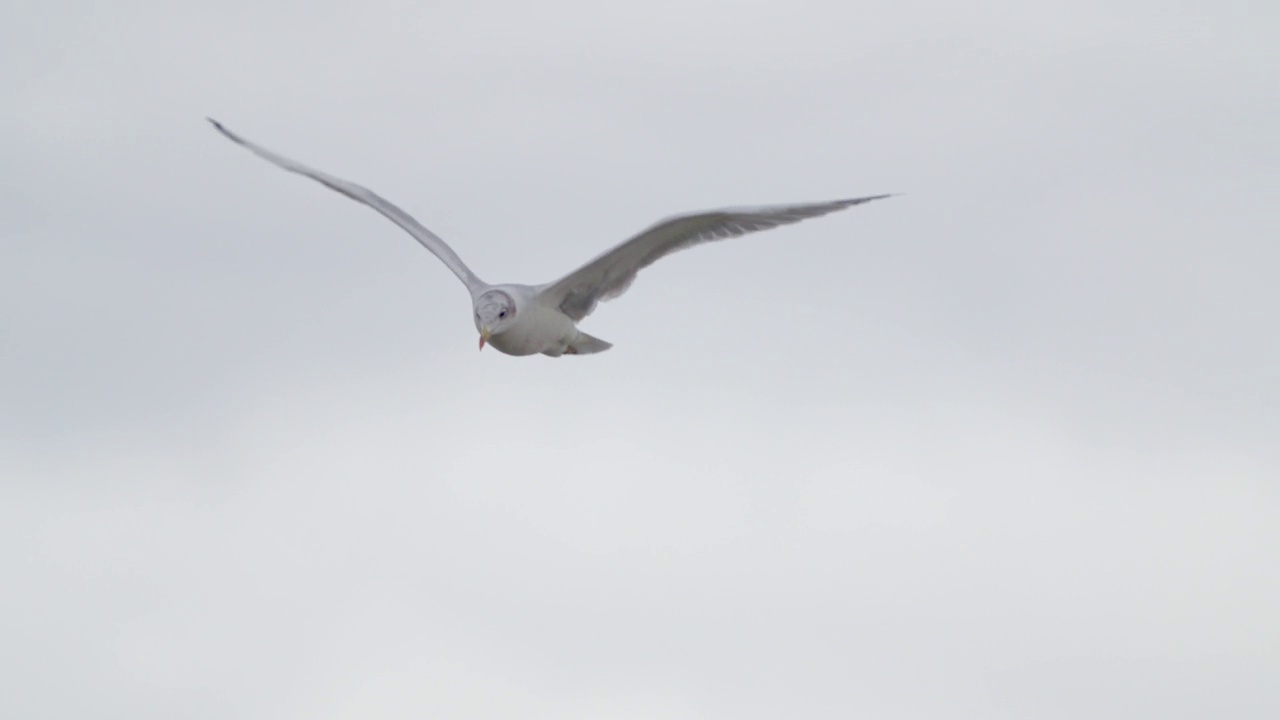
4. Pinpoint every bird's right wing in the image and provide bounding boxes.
[536,195,893,321]
[208,119,486,294]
